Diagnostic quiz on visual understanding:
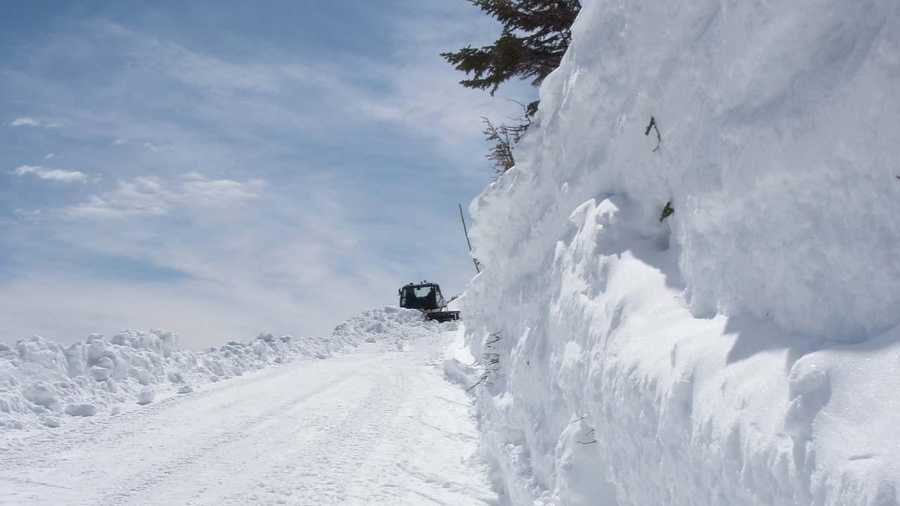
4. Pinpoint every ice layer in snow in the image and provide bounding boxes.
[462,1,900,505]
